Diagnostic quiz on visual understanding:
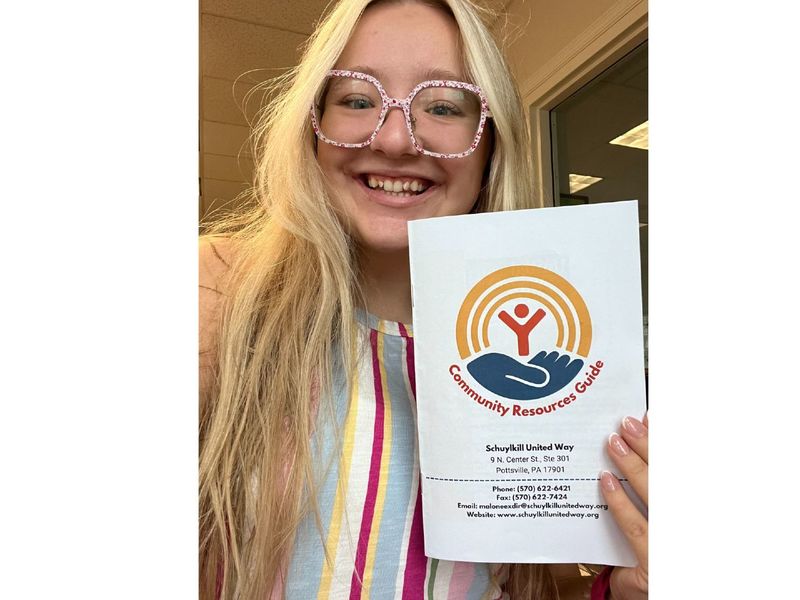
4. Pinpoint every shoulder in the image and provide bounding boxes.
[199,236,234,331]
[199,236,236,397]
[199,236,234,290]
